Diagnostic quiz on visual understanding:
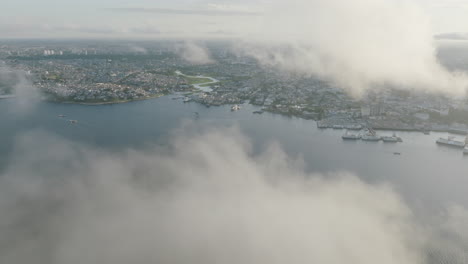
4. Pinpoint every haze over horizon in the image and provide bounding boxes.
[2,1,468,263]
[1,0,468,39]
